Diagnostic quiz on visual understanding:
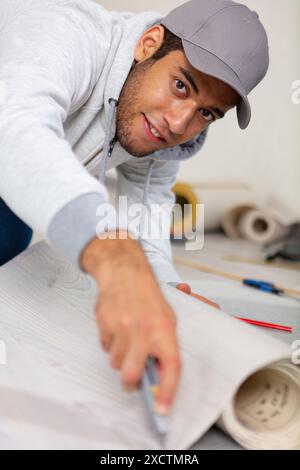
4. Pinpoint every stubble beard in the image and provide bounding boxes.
[115,59,156,158]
